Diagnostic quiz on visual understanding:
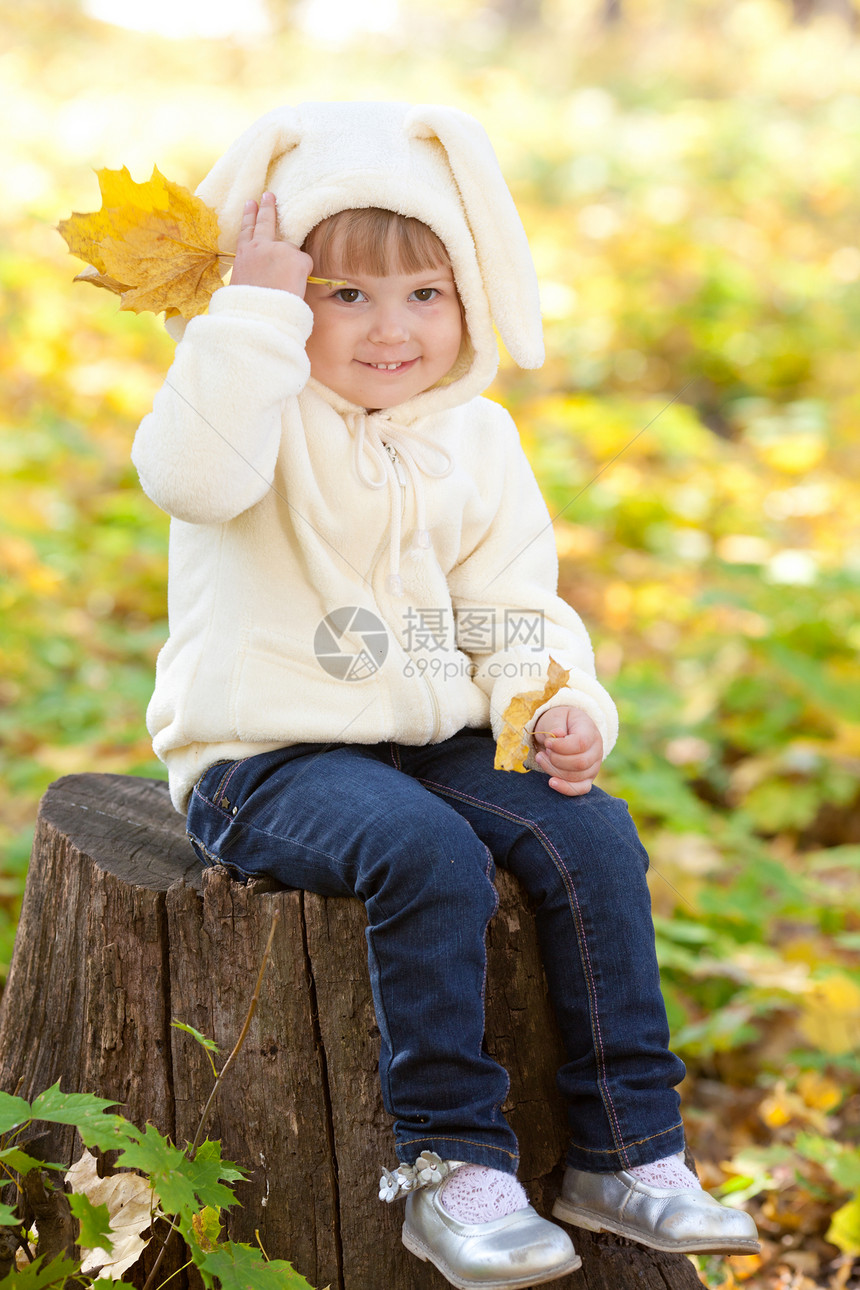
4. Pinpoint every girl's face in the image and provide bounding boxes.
[304,262,463,410]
